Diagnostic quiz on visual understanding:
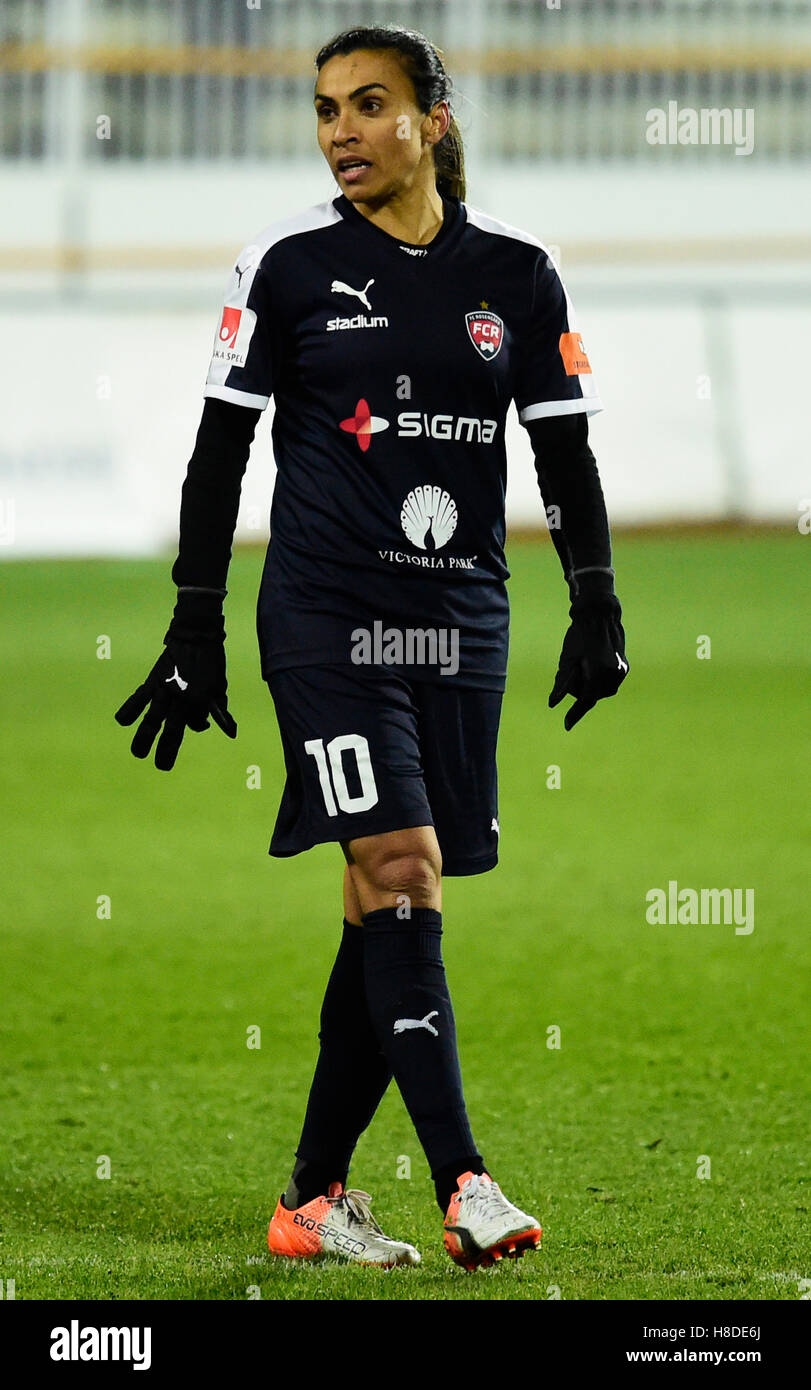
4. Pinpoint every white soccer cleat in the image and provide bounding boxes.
[268,1182,421,1267]
[443,1171,542,1270]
